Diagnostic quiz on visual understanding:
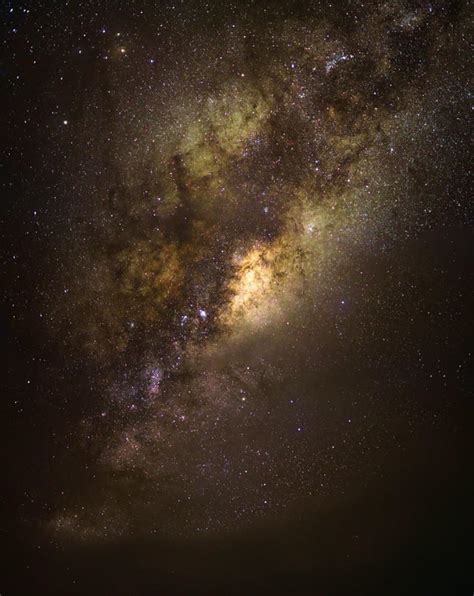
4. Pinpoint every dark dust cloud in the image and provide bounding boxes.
[2,1,473,594]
